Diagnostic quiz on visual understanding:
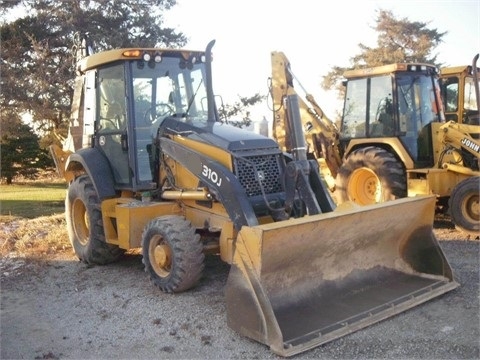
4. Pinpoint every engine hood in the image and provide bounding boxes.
[158,117,279,152]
